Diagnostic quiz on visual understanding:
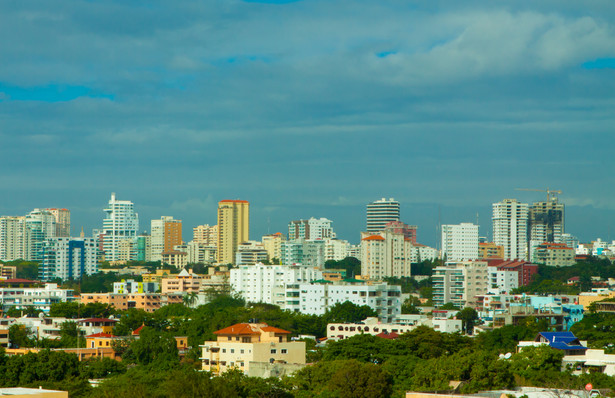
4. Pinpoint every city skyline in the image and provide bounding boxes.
[0,191,612,248]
